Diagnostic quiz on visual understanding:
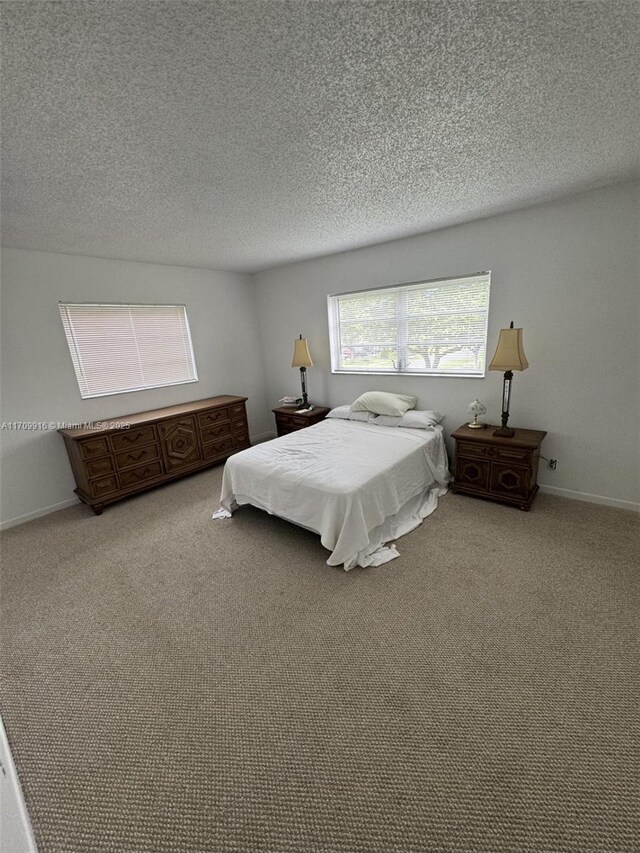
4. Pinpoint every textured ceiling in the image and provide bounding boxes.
[1,1,638,273]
